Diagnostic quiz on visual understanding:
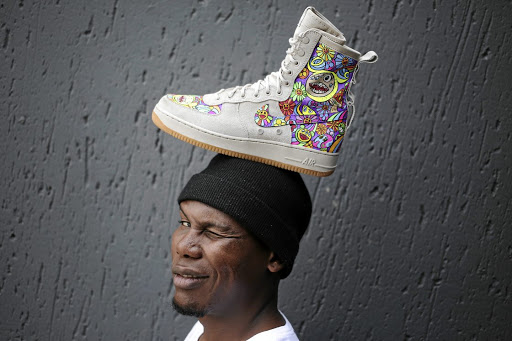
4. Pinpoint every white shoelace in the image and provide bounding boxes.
[346,51,378,127]
[215,34,309,100]
[346,65,358,128]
